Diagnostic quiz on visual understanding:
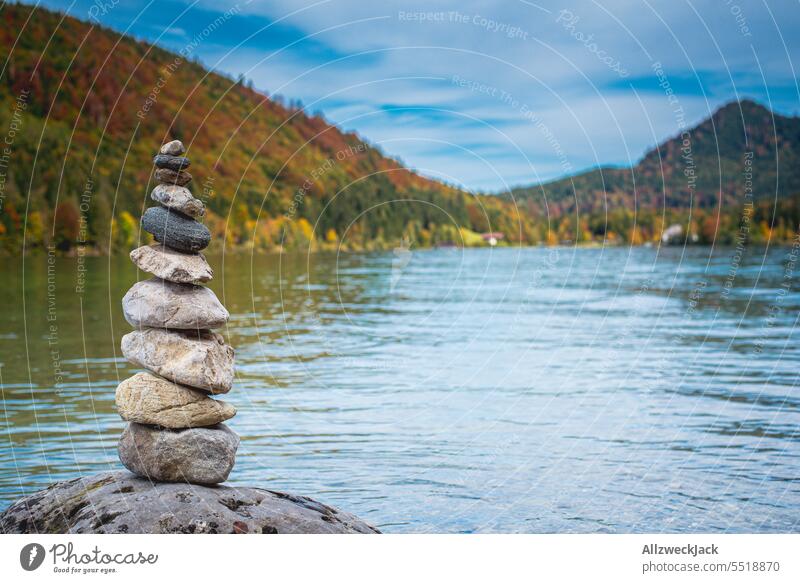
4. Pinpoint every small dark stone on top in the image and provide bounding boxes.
[153,155,190,171]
